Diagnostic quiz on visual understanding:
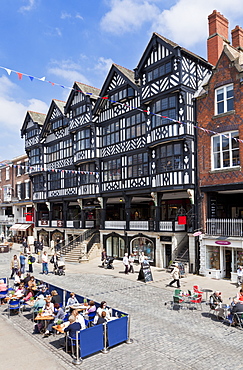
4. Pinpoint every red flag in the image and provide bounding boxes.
[17,72,23,80]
